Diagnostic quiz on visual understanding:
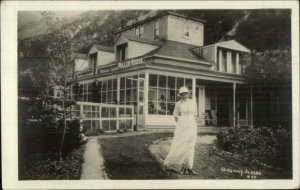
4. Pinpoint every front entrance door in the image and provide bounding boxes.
[217,88,230,126]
